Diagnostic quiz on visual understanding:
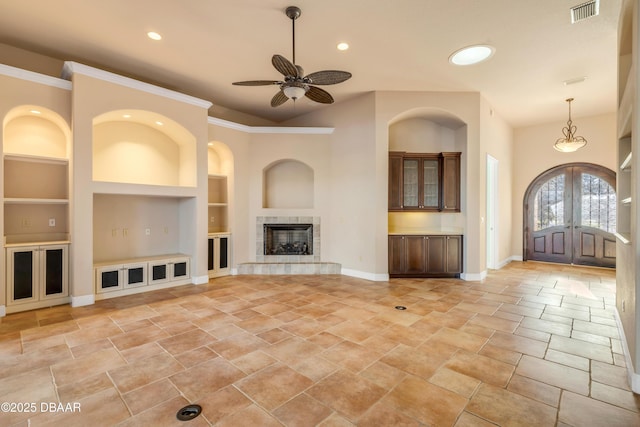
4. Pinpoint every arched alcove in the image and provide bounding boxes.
[207,140,234,234]
[263,159,314,209]
[3,105,70,158]
[92,109,196,187]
